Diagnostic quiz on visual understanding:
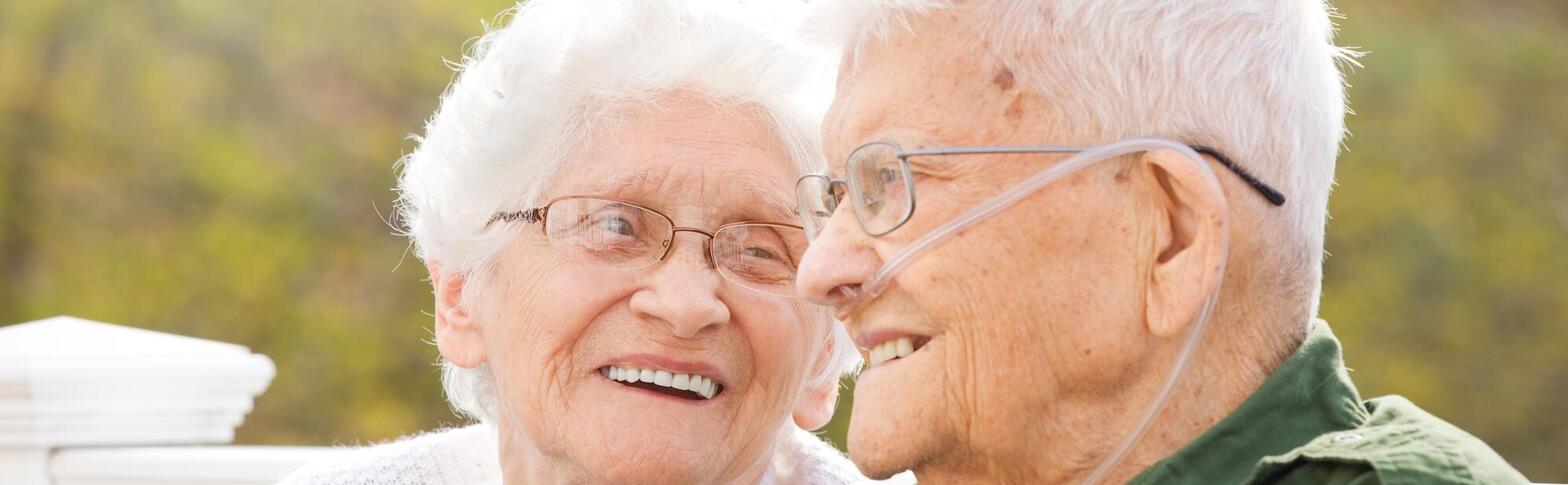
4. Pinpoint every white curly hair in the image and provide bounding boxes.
[396,0,859,422]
